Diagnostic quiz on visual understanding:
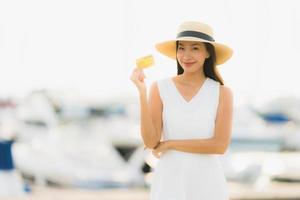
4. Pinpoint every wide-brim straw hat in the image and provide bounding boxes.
[155,21,233,65]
